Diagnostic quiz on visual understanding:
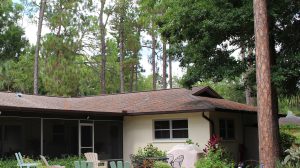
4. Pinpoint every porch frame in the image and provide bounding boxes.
[0,115,122,157]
